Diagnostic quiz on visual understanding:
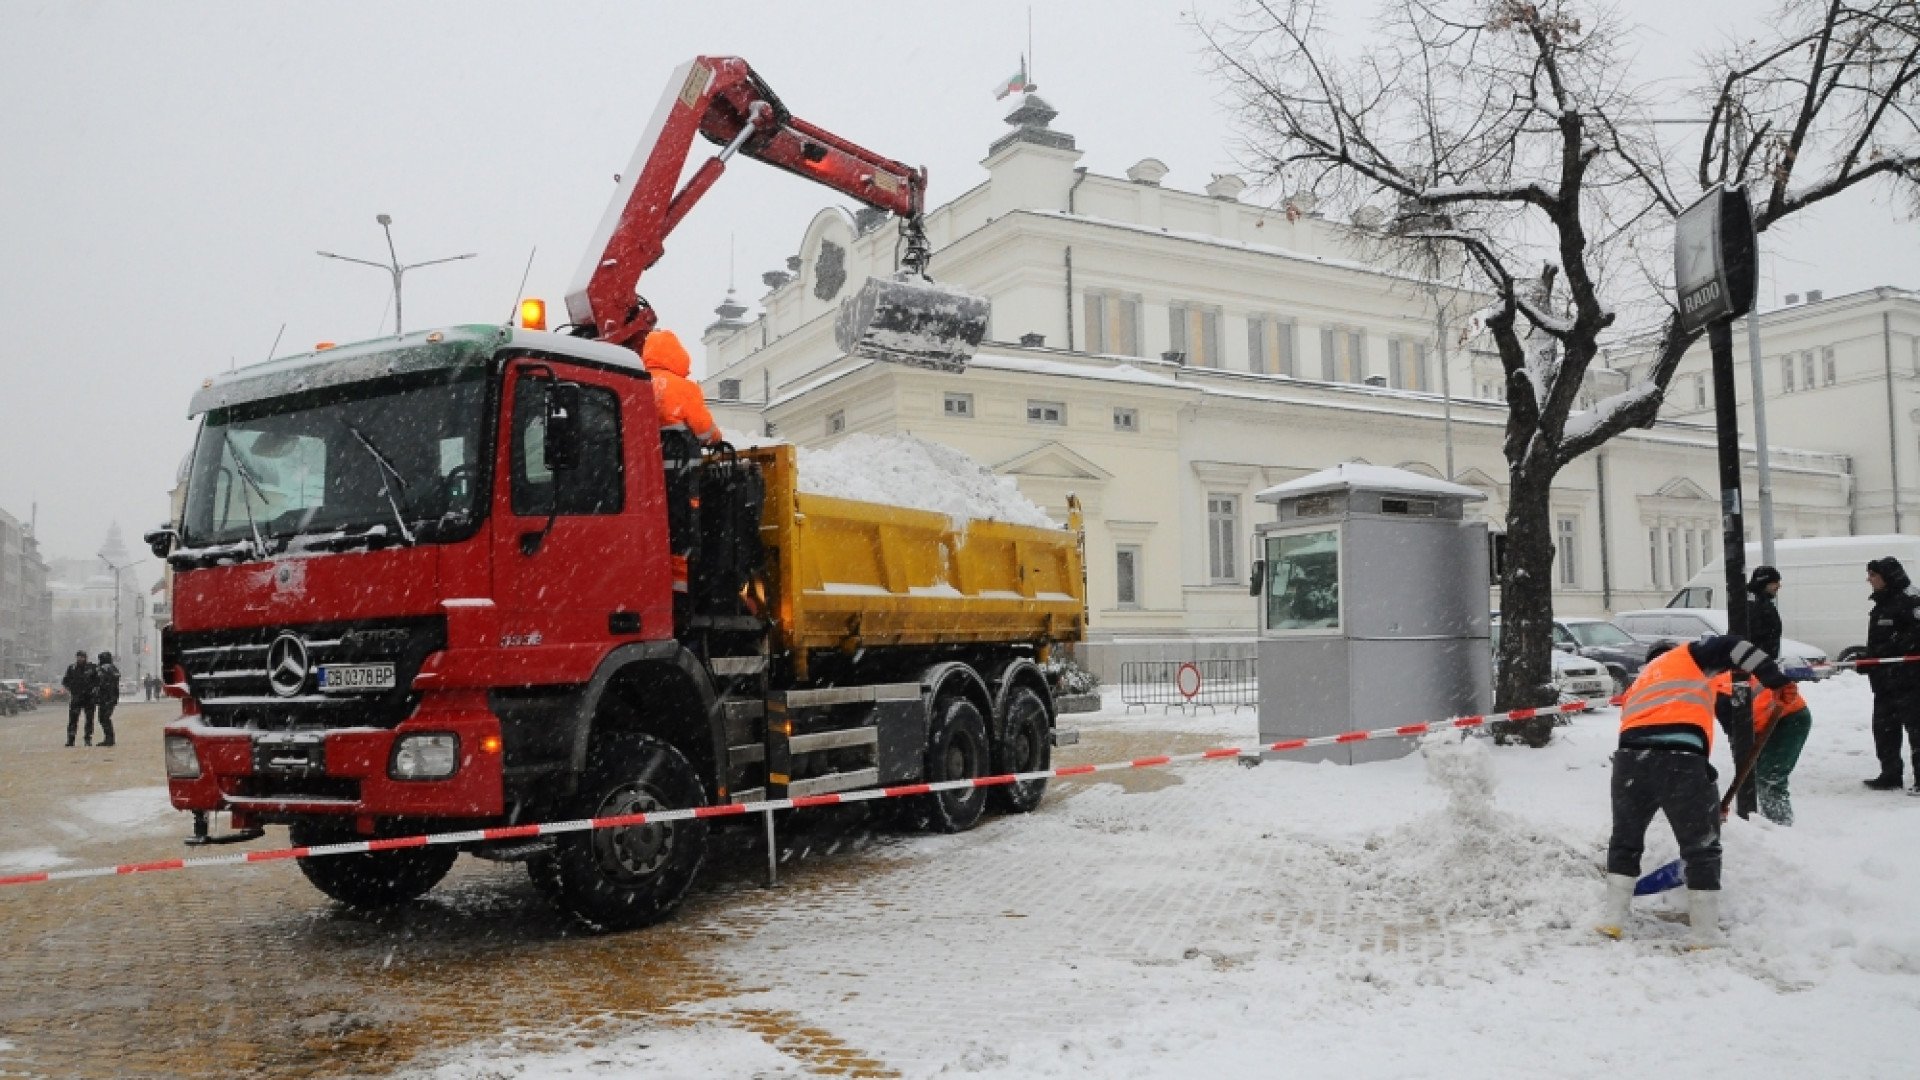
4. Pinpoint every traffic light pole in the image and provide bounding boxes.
[1709,319,1756,819]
